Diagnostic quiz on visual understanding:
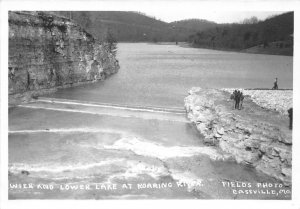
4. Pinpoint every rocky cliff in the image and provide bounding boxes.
[185,88,292,186]
[9,11,119,103]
